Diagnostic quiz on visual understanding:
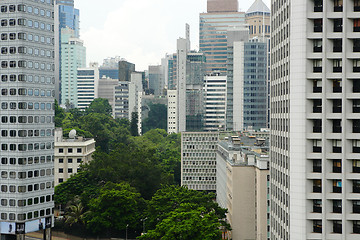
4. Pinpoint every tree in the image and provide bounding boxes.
[84,182,145,236]
[139,204,223,240]
[130,112,139,136]
[144,186,228,230]
[65,198,87,227]
[142,104,167,133]
[86,98,112,116]
[55,100,66,127]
